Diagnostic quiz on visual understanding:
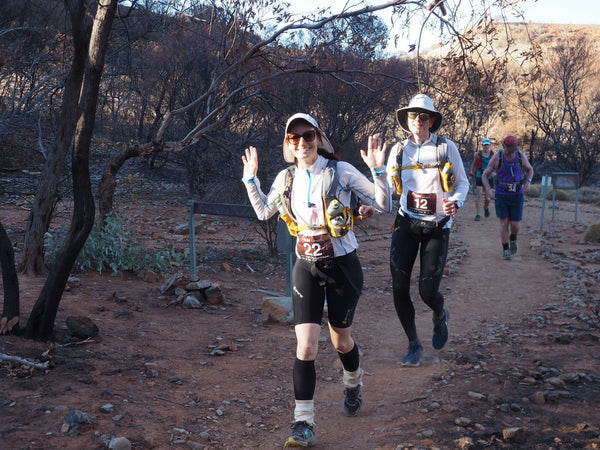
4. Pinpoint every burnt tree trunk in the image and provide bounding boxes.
[0,221,20,333]
[97,142,156,223]
[19,0,90,276]
[25,0,118,341]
